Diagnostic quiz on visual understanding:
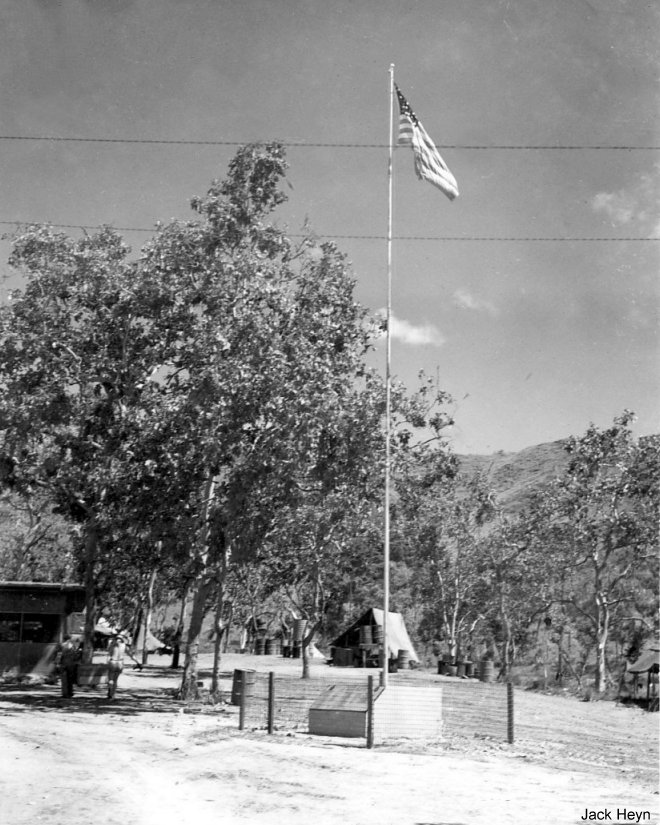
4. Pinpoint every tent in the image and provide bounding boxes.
[133,627,168,654]
[305,642,326,659]
[331,608,419,663]
[627,644,660,674]
[95,619,165,653]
